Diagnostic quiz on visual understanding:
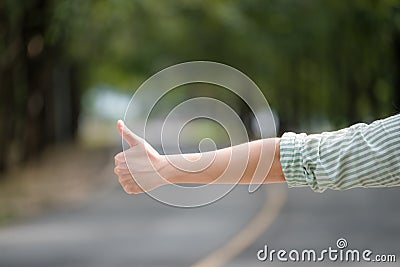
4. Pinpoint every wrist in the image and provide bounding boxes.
[158,156,182,184]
